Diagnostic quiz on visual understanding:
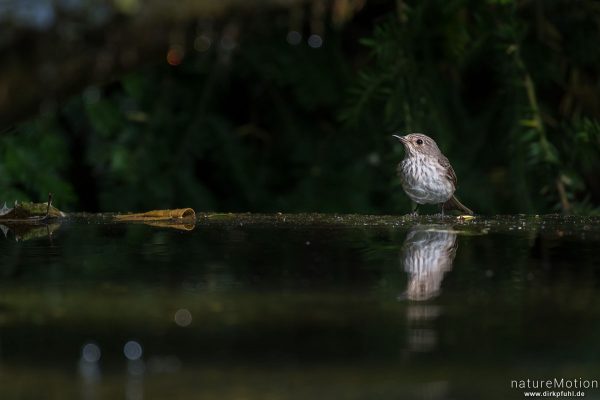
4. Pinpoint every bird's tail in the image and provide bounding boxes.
[443,195,474,215]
